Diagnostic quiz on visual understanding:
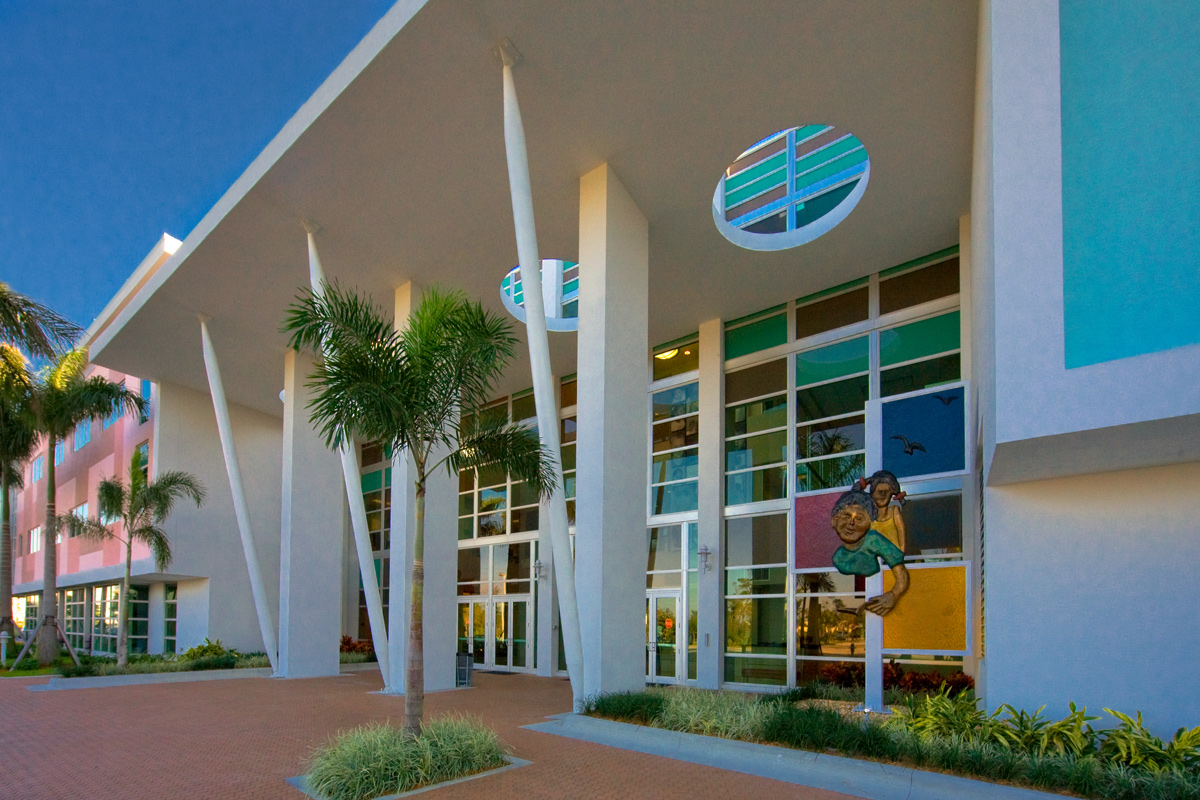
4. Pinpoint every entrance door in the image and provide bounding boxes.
[459,596,533,672]
[646,591,681,683]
